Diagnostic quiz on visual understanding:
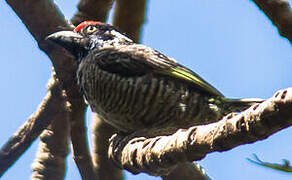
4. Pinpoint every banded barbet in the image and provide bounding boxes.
[47,21,263,133]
